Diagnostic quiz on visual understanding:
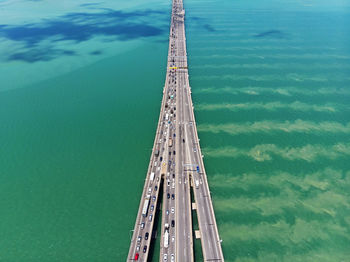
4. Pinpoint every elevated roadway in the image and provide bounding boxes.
[127,0,224,261]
